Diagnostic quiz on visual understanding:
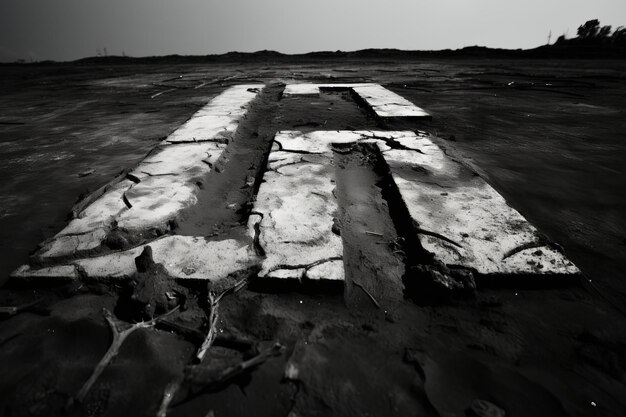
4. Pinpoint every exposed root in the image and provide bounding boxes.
[156,378,183,417]
[161,343,283,413]
[187,342,284,392]
[196,276,250,362]
[69,306,180,407]
[196,293,219,363]
[0,297,45,317]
